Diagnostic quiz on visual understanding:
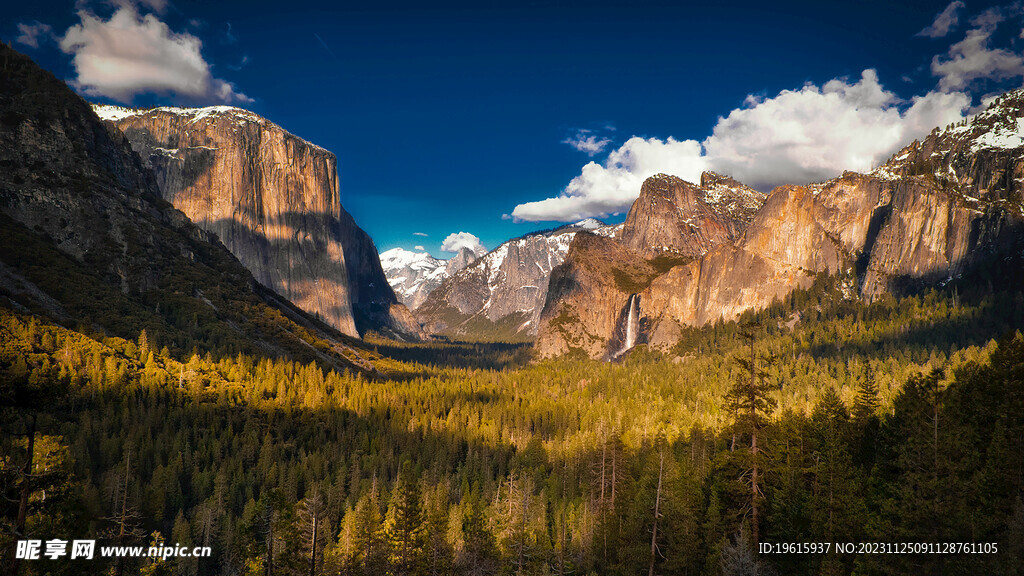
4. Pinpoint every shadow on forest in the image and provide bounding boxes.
[77,383,519,511]
[803,285,1023,364]
[369,339,533,372]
